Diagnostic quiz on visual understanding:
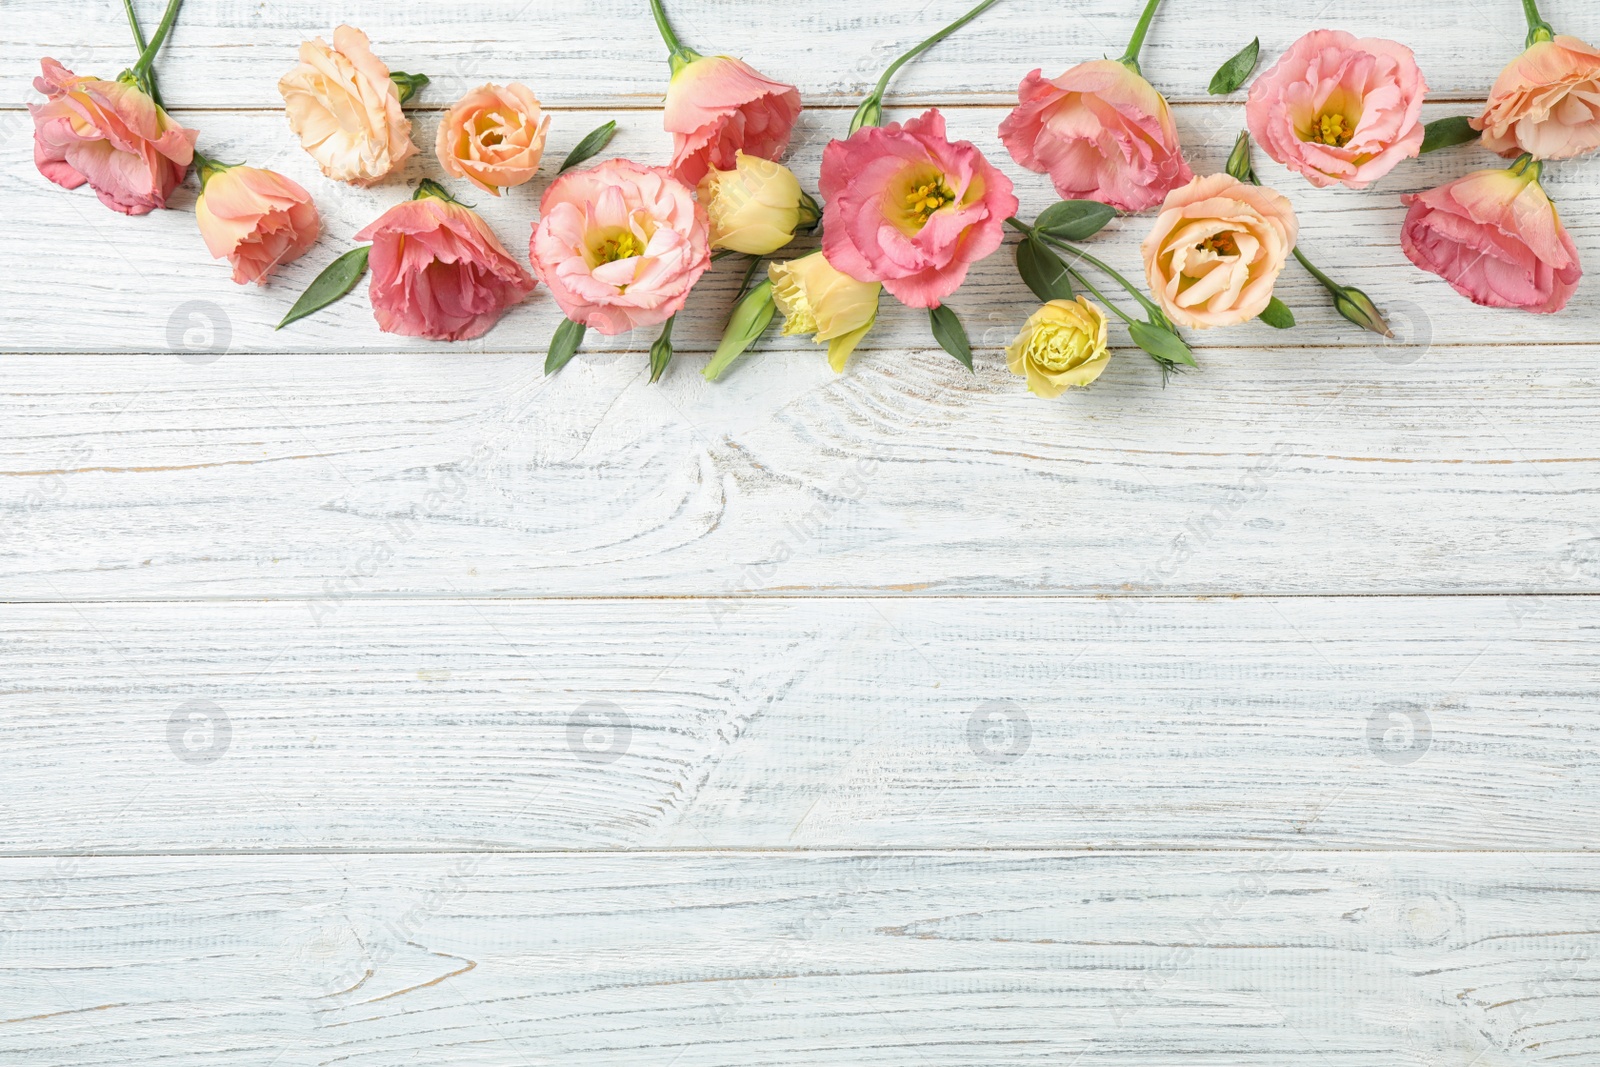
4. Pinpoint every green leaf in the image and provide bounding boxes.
[1208,37,1259,94]
[1033,199,1116,242]
[545,317,586,375]
[388,72,429,105]
[1015,235,1075,303]
[1127,319,1197,367]
[928,304,973,371]
[1258,296,1296,329]
[649,317,675,384]
[276,245,370,330]
[705,280,777,381]
[559,120,619,173]
[1420,115,1480,154]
